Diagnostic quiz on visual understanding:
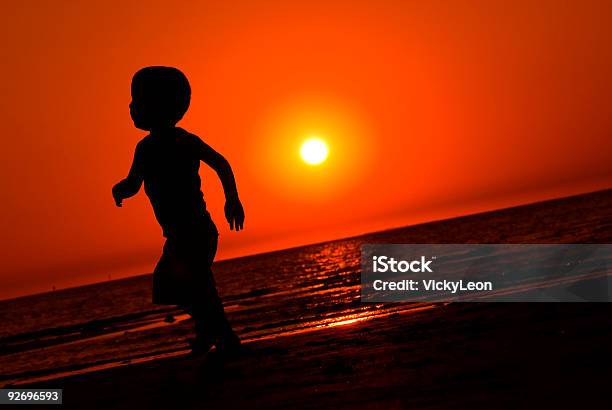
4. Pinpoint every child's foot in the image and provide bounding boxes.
[188,337,214,356]
[215,332,242,356]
